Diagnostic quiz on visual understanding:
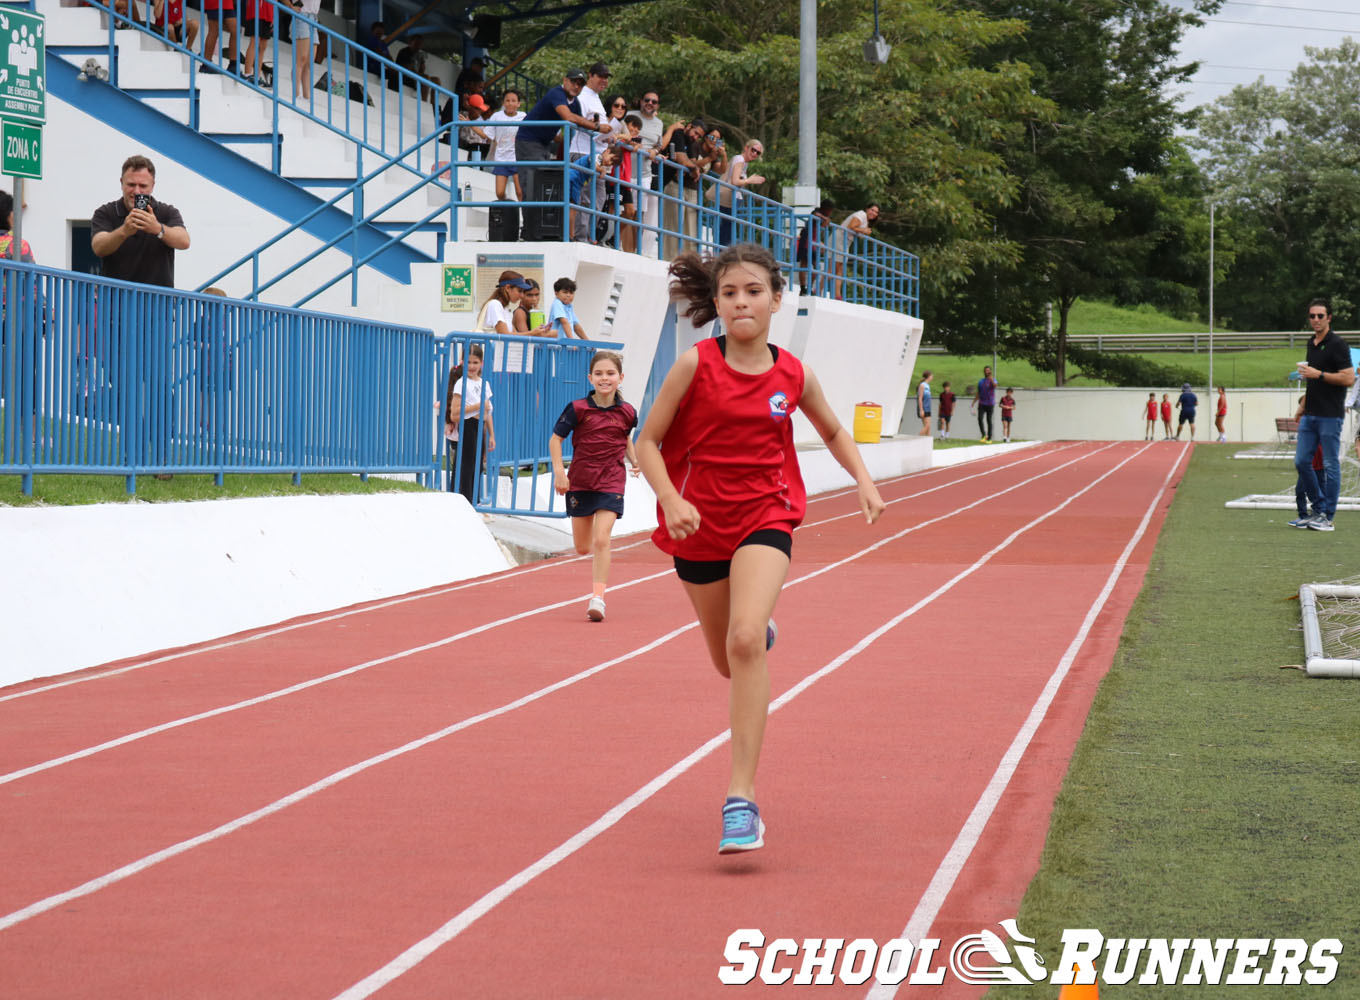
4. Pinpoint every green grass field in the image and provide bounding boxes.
[0,473,428,507]
[993,447,1360,997]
